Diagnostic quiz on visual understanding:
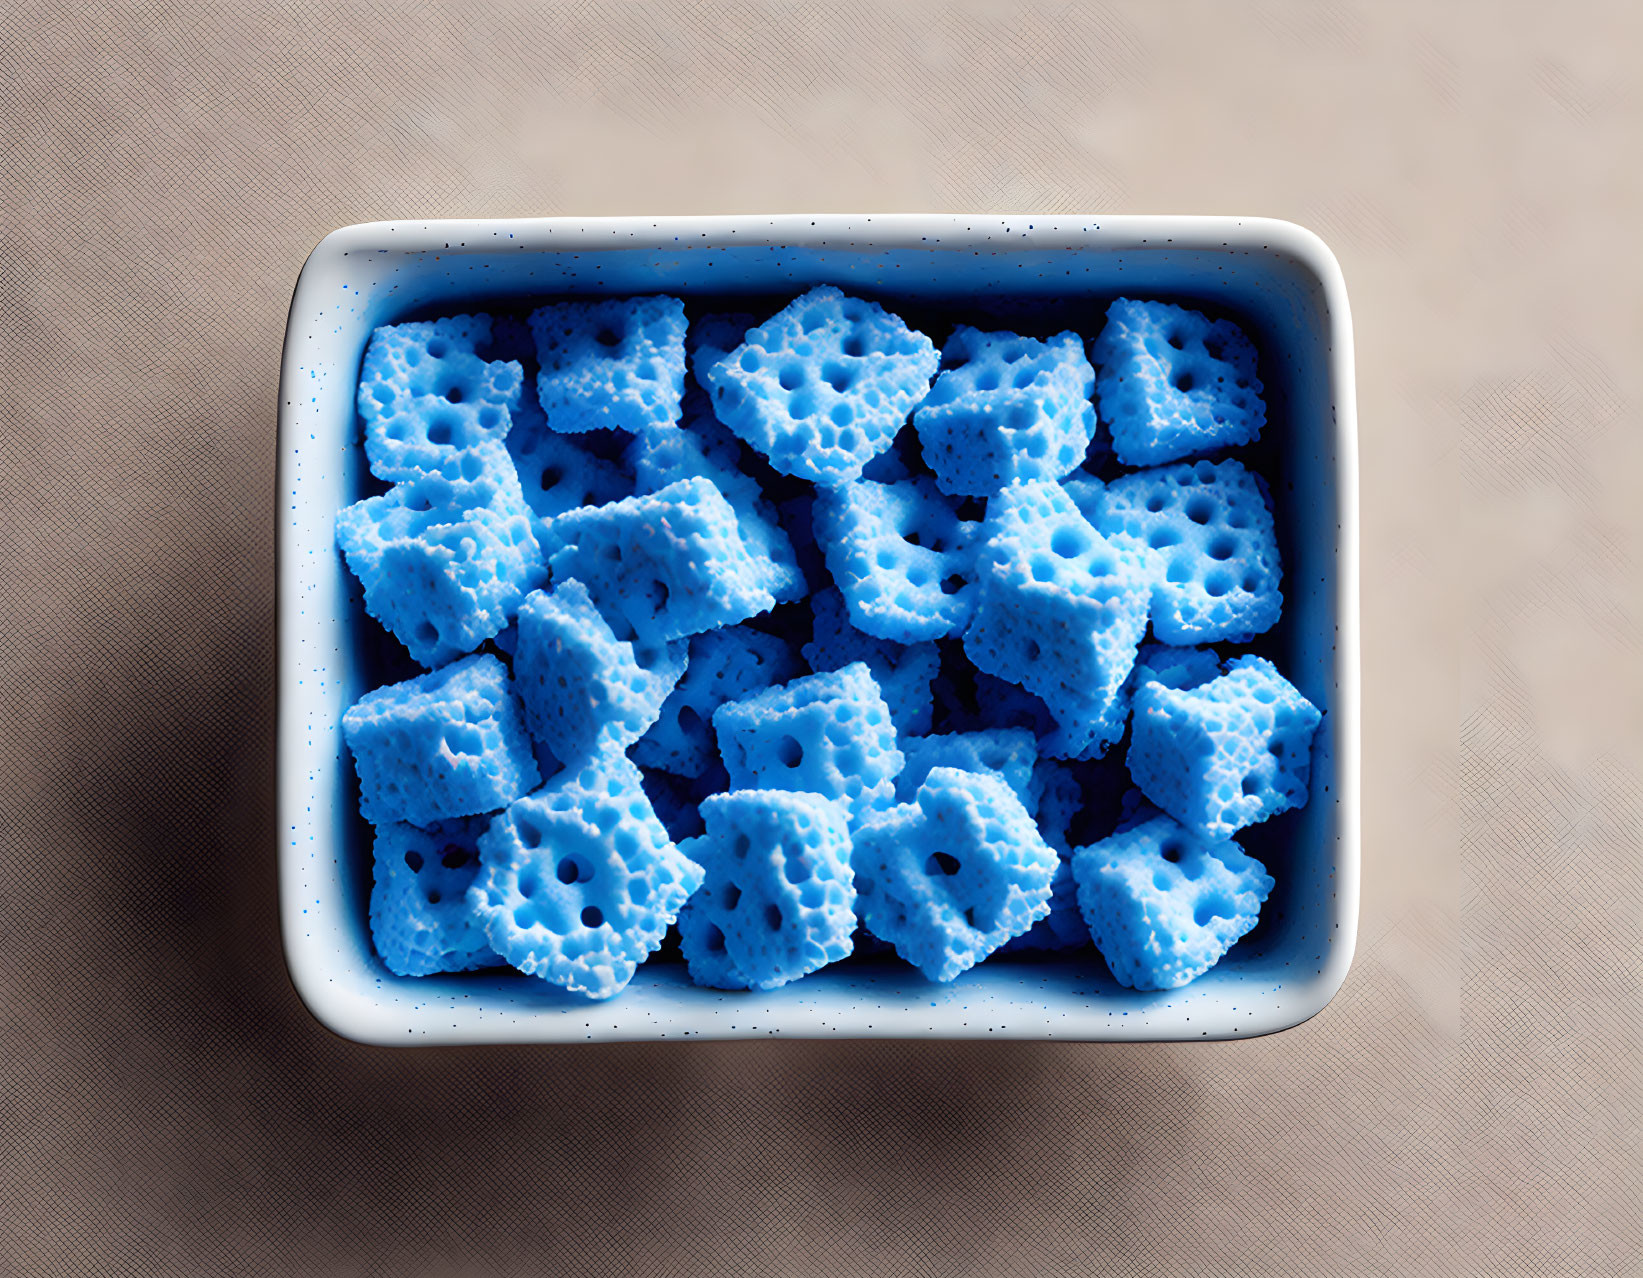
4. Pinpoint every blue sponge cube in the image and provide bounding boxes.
[469,749,704,1000]
[356,314,524,481]
[1071,811,1273,989]
[513,581,687,765]
[713,662,905,821]
[506,391,633,537]
[546,476,777,644]
[851,767,1057,982]
[675,790,857,990]
[896,729,1039,809]
[963,480,1151,758]
[626,391,805,604]
[528,295,687,434]
[700,286,939,487]
[342,654,541,827]
[336,443,547,667]
[369,816,504,976]
[1128,655,1323,841]
[802,587,939,738]
[632,626,799,778]
[913,327,1096,496]
[813,477,981,643]
[1091,298,1265,466]
[1096,458,1282,644]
